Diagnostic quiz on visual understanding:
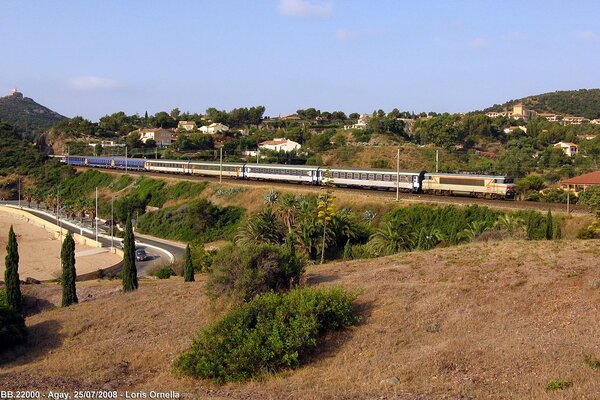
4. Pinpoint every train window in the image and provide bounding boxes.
[376,174,382,181]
